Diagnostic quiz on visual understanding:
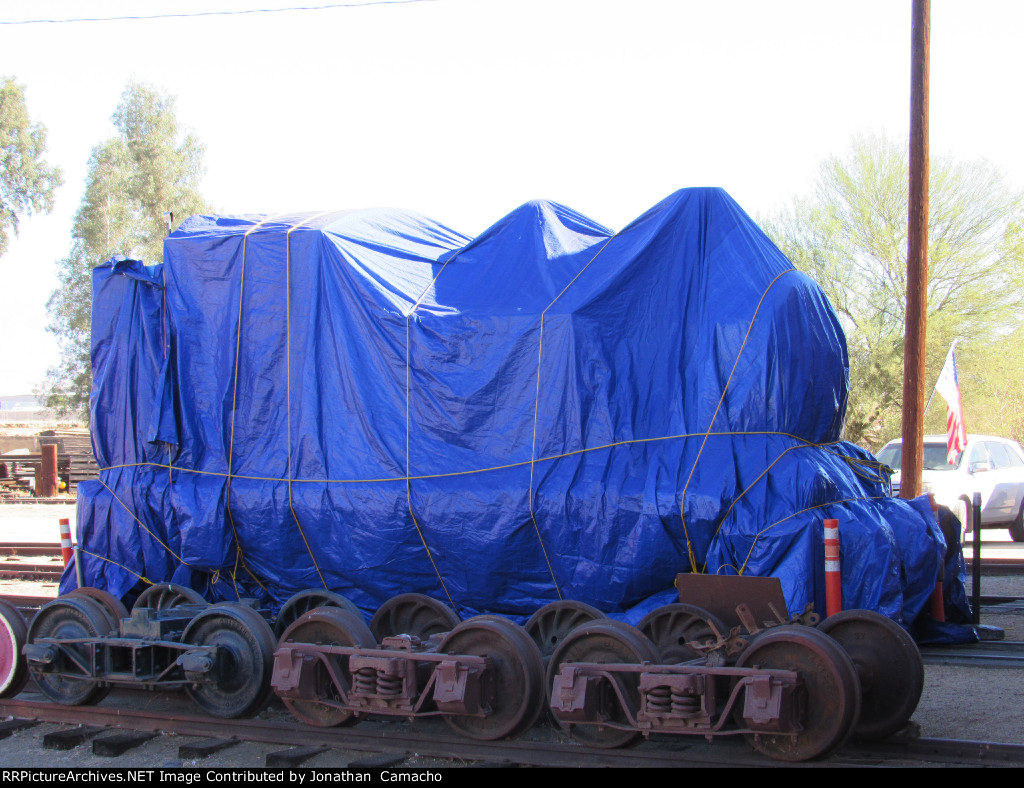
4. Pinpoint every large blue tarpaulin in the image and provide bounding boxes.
[71,187,965,635]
